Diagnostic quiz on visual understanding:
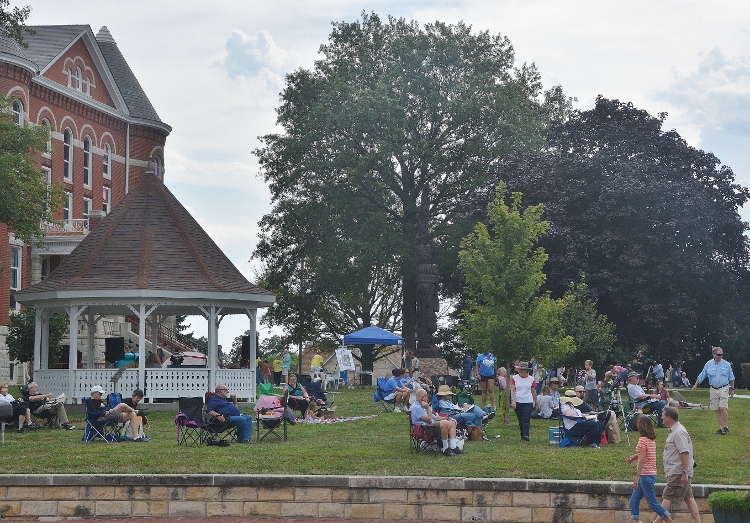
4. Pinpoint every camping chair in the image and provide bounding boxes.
[82,397,120,442]
[176,396,206,446]
[558,412,591,447]
[253,395,287,441]
[203,392,238,444]
[430,375,454,392]
[407,410,441,454]
[374,377,396,413]
[1,402,14,444]
[306,380,336,417]
[258,382,280,397]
